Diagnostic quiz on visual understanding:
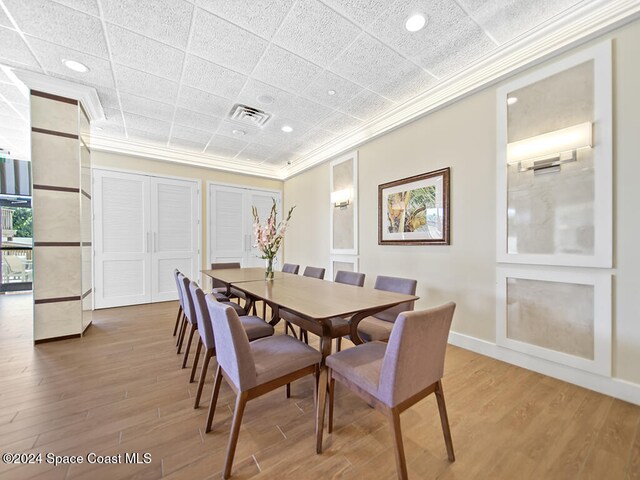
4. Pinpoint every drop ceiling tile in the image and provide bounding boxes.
[321,0,390,28]
[197,0,295,39]
[94,124,125,137]
[205,134,247,157]
[237,79,295,116]
[274,96,334,127]
[52,0,100,16]
[168,137,207,152]
[215,120,260,141]
[107,24,184,81]
[127,127,169,145]
[208,130,250,149]
[368,60,435,102]
[170,124,212,145]
[27,37,115,89]
[100,0,194,49]
[301,70,363,109]
[123,112,171,136]
[0,83,28,105]
[236,143,273,162]
[189,8,267,75]
[272,0,360,67]
[95,87,120,110]
[0,68,12,84]
[101,107,124,127]
[182,55,247,99]
[0,7,13,28]
[119,93,175,122]
[252,45,323,95]
[317,111,362,134]
[114,64,179,103]
[329,32,407,91]
[457,0,582,44]
[0,27,41,69]
[4,0,108,58]
[338,89,394,120]
[173,107,221,132]
[176,85,234,118]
